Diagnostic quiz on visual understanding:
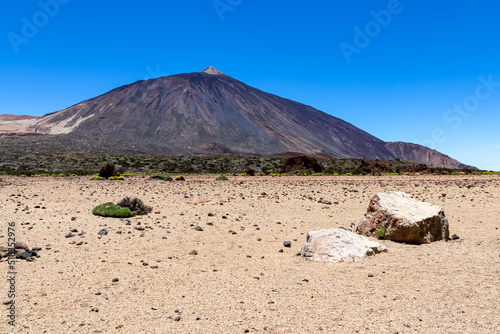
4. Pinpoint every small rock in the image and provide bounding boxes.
[31,246,42,251]
[97,229,108,236]
[368,273,374,277]
[283,241,292,248]
[174,316,181,322]
[17,252,32,260]
[189,250,198,255]
[14,241,29,251]
[112,278,119,282]
[194,226,203,231]
[65,233,74,238]
[451,234,460,240]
